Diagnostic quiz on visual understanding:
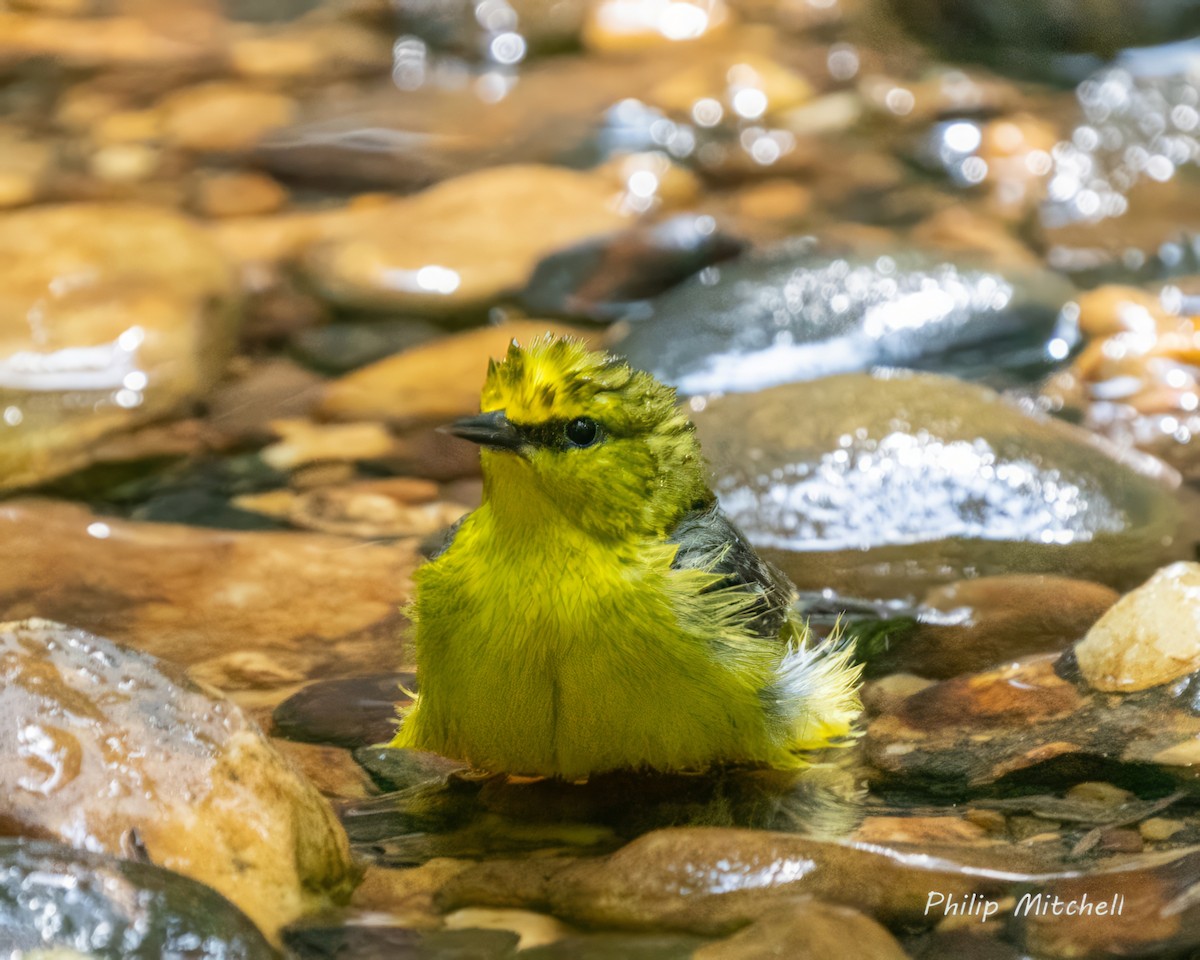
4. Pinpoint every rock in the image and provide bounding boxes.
[289,318,442,374]
[228,20,392,80]
[877,575,1119,679]
[0,838,275,959]
[0,203,241,491]
[1042,62,1200,279]
[583,0,732,52]
[318,321,598,426]
[0,499,416,679]
[886,0,1200,61]
[205,357,325,442]
[520,931,707,958]
[235,482,469,539]
[301,165,635,315]
[435,826,1024,933]
[252,51,687,190]
[613,240,1078,394]
[645,50,812,120]
[1074,562,1200,692]
[390,0,587,59]
[273,672,414,748]
[444,907,575,951]
[158,82,298,153]
[0,619,356,940]
[283,923,520,960]
[0,11,221,69]
[1037,285,1200,483]
[0,130,49,208]
[693,371,1186,596]
[191,170,289,218]
[519,214,745,321]
[351,859,473,927]
[693,901,908,960]
[269,740,375,800]
[864,652,1200,789]
[259,418,401,470]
